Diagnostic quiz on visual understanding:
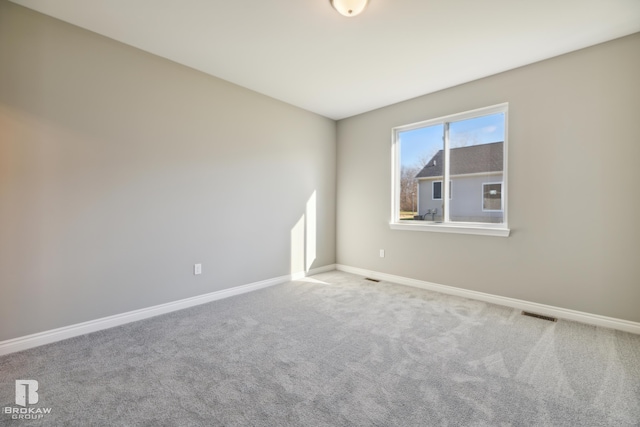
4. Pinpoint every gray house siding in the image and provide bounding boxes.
[417,173,503,223]
[417,178,444,221]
